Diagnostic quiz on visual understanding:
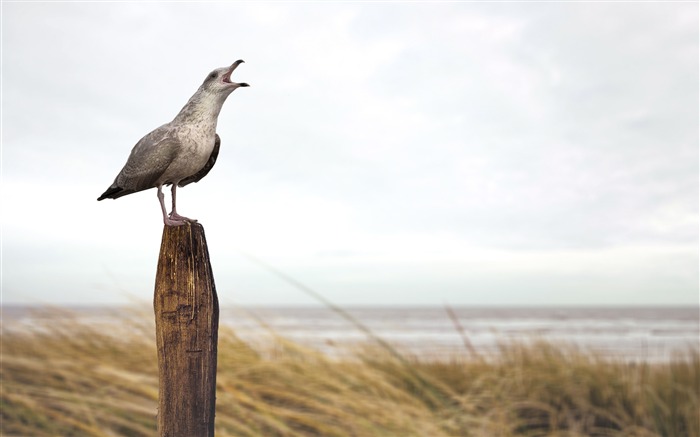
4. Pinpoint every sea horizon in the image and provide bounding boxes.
[4,303,698,362]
